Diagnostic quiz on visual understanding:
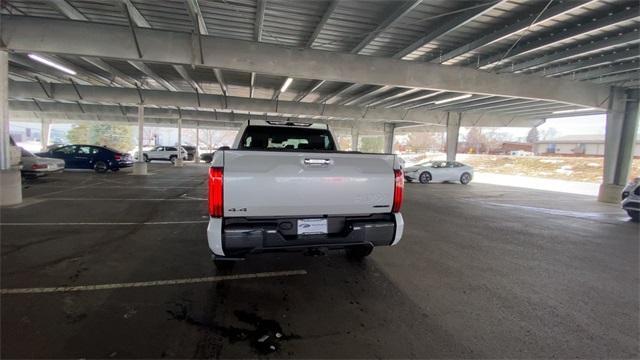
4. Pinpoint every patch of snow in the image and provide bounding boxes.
[540,159,564,164]
[555,168,574,175]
